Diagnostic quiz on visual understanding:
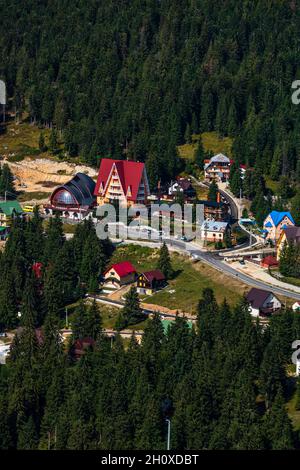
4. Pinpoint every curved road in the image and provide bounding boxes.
[103,174,300,300]
[185,245,300,301]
